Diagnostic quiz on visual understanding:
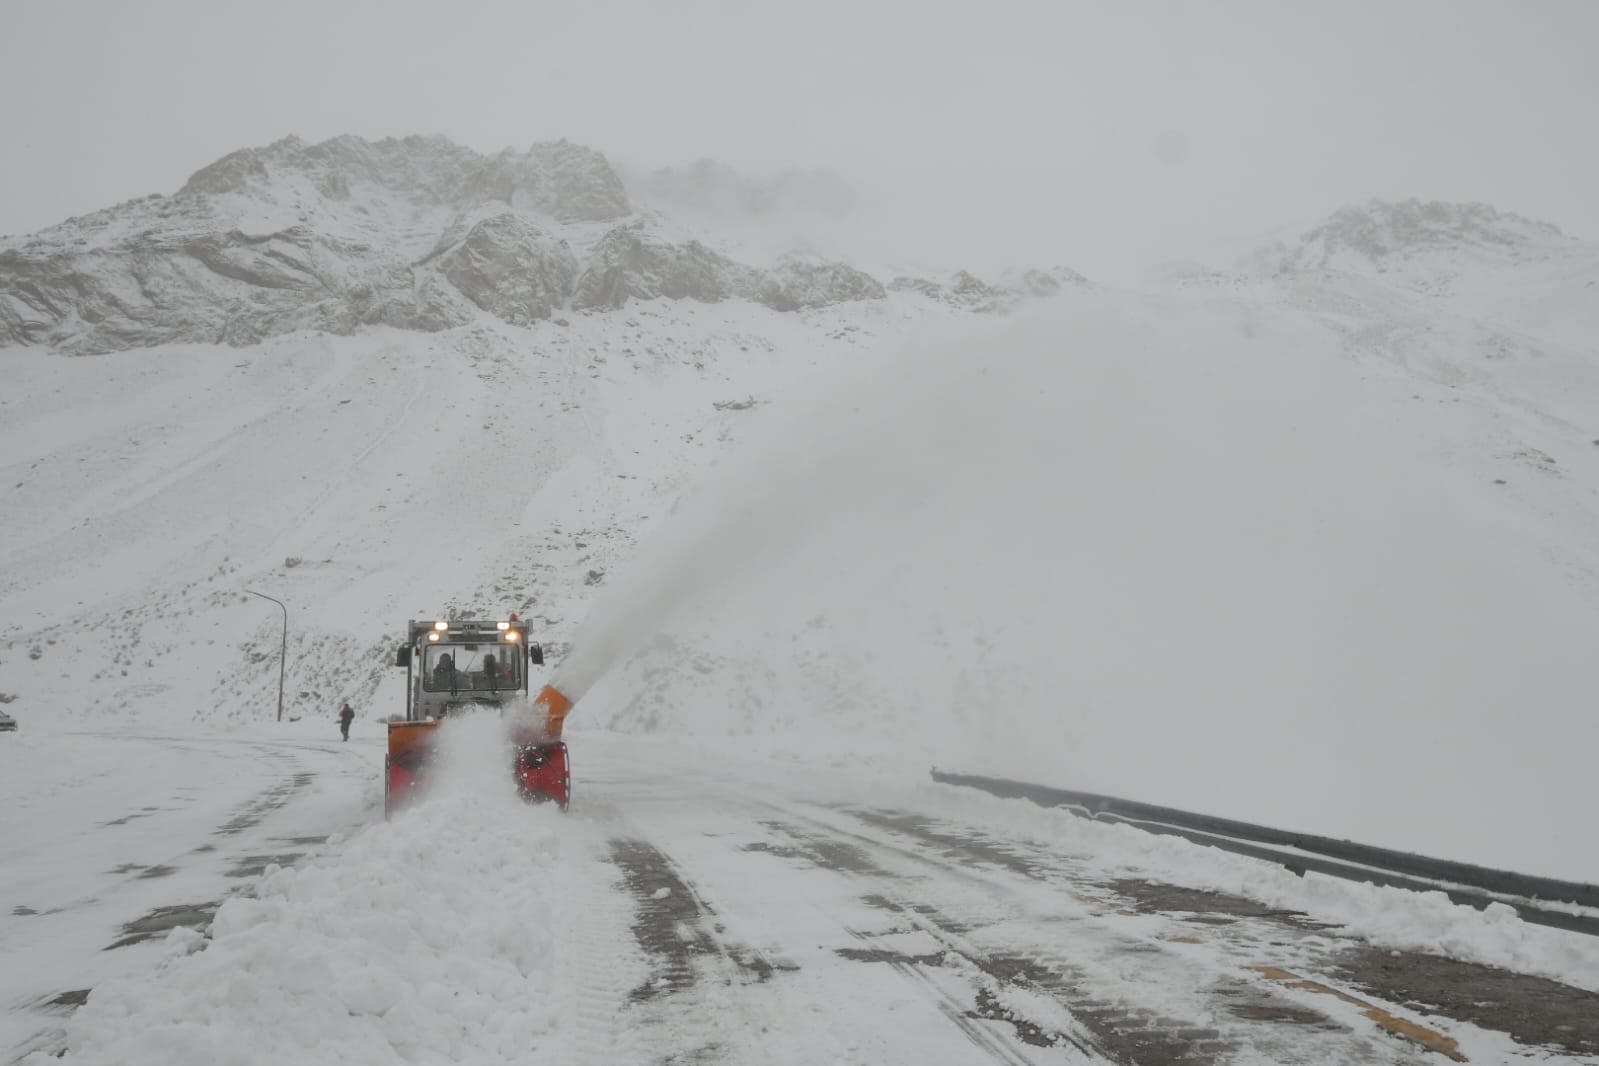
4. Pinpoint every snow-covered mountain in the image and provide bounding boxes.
[1255,198,1599,342]
[0,135,1069,356]
[1278,198,1569,273]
